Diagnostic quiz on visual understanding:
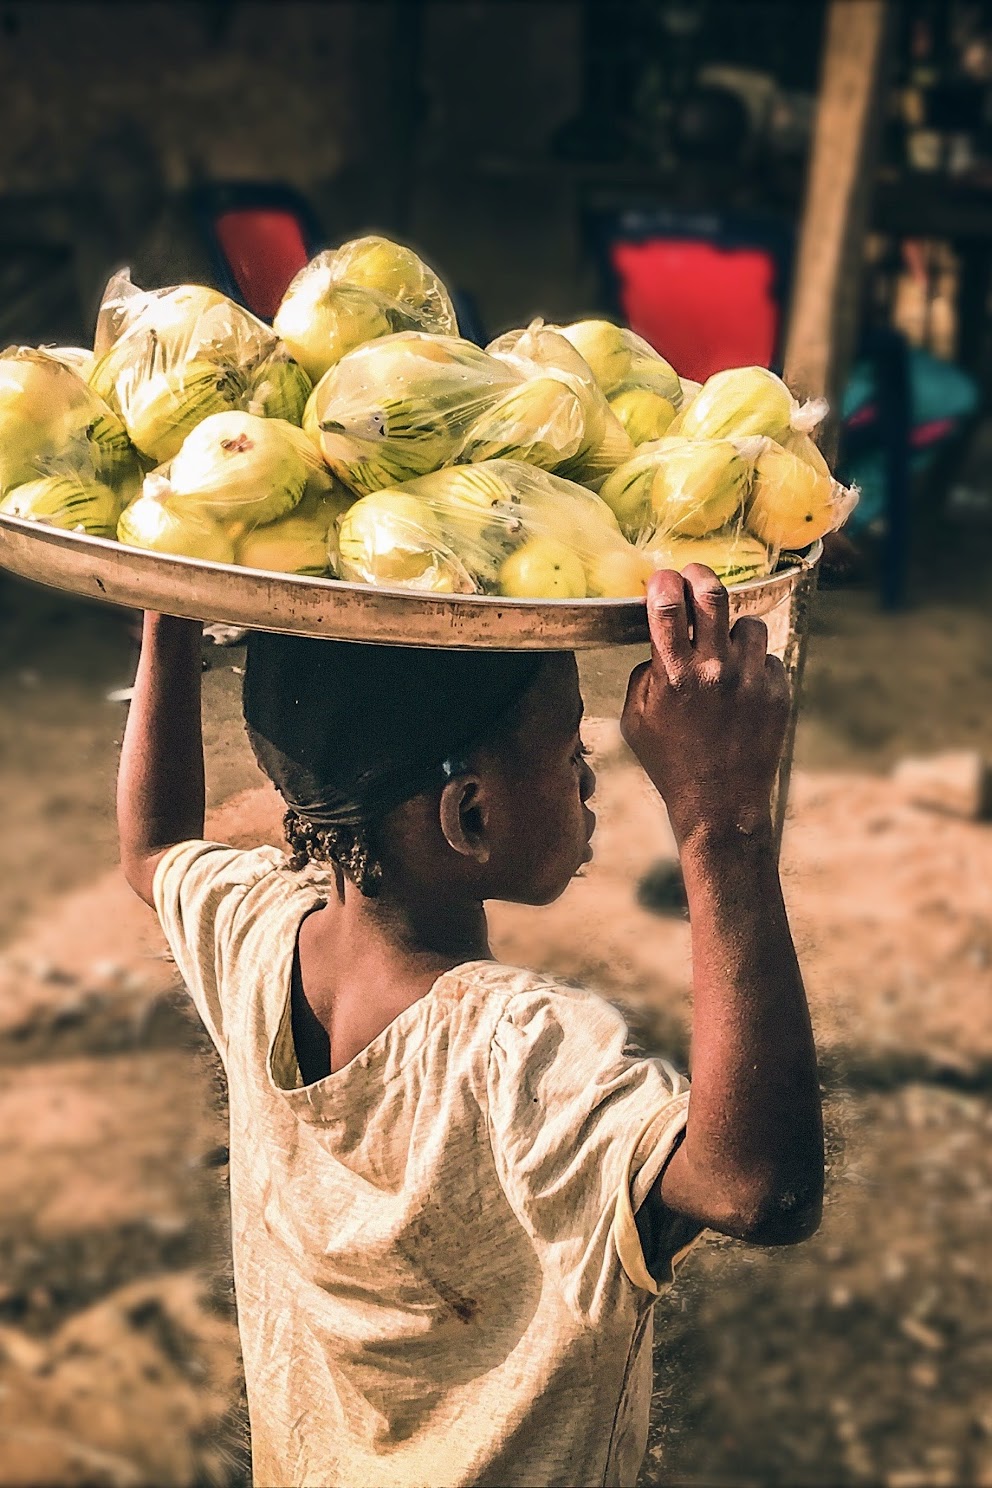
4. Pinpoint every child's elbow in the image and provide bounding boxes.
[724,1181,824,1248]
